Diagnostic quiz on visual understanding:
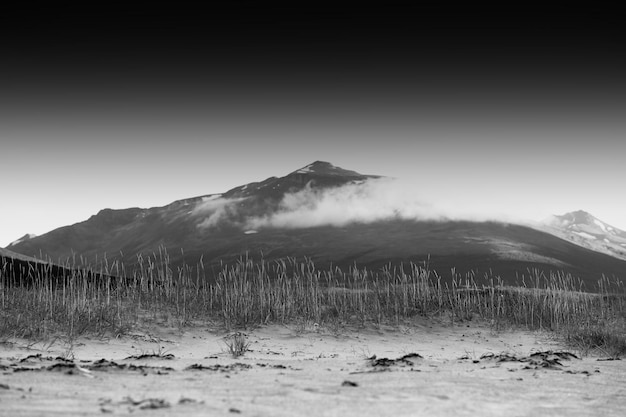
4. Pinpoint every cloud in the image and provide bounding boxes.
[193,195,246,229]
[244,177,533,230]
[244,178,435,229]
[192,178,534,231]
